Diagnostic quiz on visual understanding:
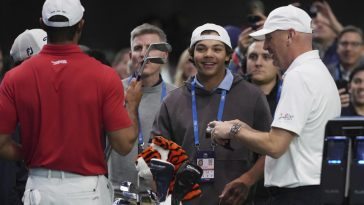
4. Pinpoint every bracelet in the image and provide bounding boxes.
[229,123,242,139]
